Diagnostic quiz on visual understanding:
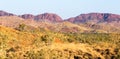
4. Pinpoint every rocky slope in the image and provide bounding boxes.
[0,10,63,22]
[19,13,63,22]
[19,14,34,20]
[0,10,120,33]
[0,10,15,16]
[35,13,63,22]
[1,10,120,23]
[67,13,120,23]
